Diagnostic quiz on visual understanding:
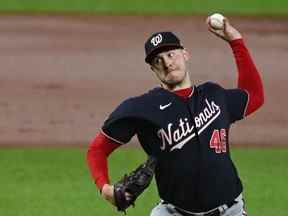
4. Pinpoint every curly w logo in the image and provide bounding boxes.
[151,34,163,46]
